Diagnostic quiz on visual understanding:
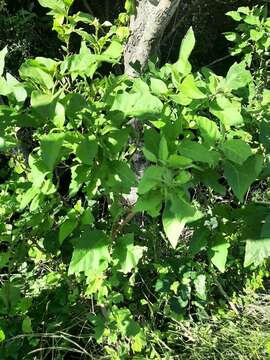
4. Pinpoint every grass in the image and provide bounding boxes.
[165,293,270,360]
